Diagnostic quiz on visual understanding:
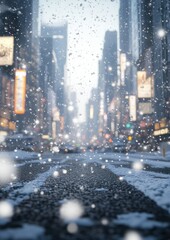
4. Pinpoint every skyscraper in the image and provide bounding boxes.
[41,24,68,117]
[119,0,139,94]
[152,0,170,121]
[0,0,40,133]
[40,24,68,138]
[119,0,130,54]
[102,31,117,133]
